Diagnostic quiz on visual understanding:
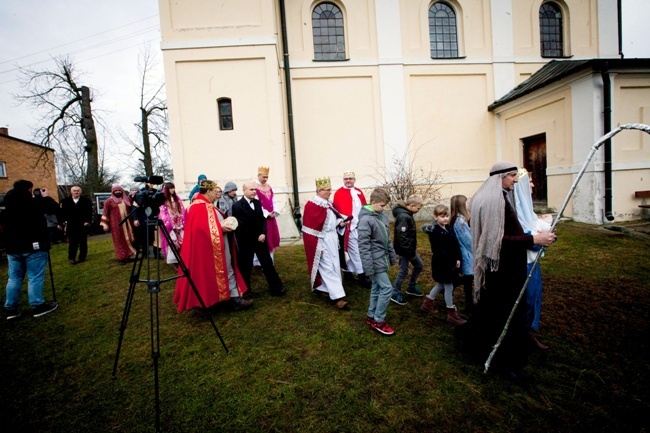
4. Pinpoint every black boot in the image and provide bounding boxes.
[357,273,372,288]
